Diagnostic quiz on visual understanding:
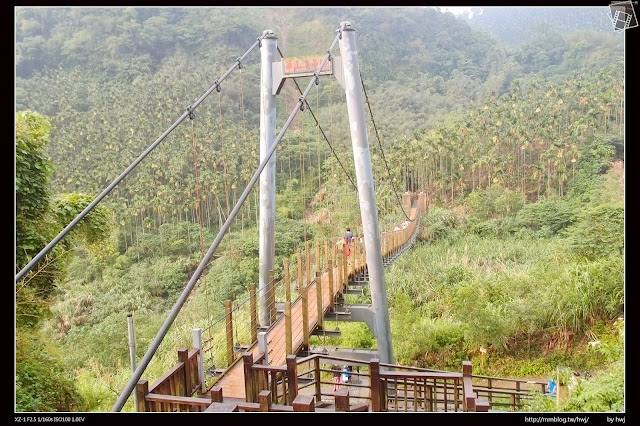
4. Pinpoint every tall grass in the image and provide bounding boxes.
[385,223,623,368]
